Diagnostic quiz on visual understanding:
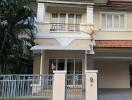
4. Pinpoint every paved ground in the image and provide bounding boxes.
[98,89,132,100]
[66,88,132,100]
